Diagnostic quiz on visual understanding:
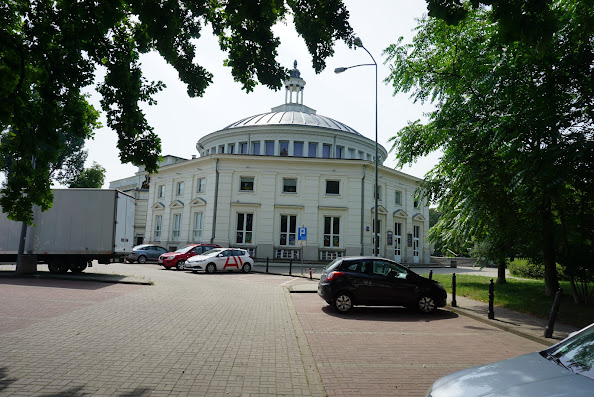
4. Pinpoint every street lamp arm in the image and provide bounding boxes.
[334,63,375,73]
